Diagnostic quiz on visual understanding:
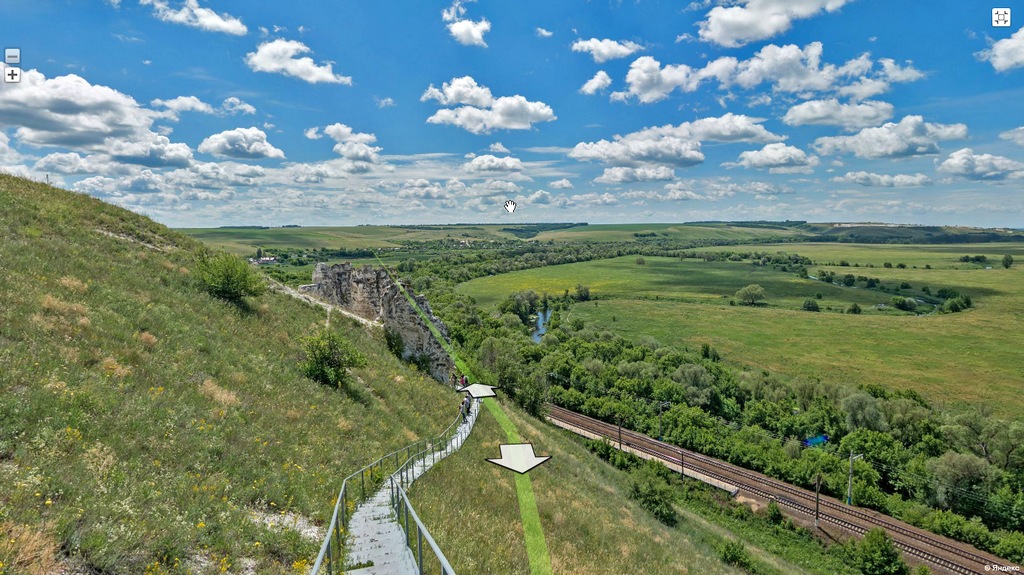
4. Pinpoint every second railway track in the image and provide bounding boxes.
[546,404,1014,575]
